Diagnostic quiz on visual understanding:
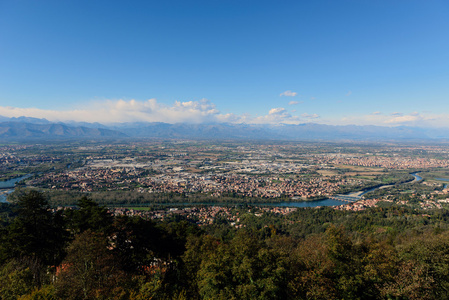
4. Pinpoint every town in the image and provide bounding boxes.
[2,140,449,213]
